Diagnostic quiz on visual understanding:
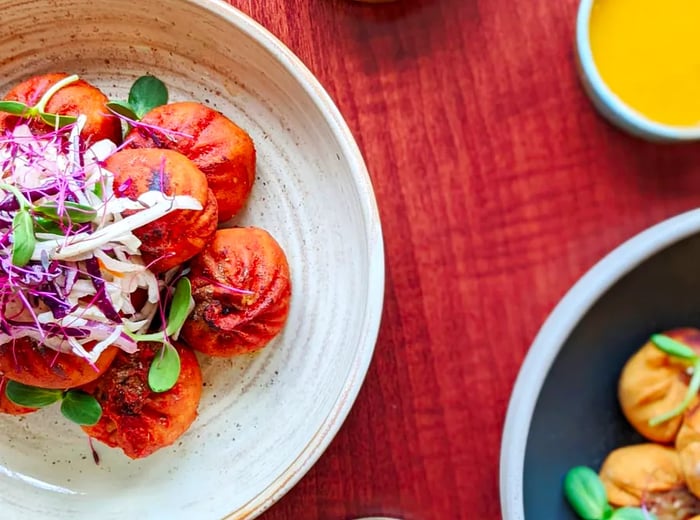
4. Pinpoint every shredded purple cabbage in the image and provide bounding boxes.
[84,257,121,322]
